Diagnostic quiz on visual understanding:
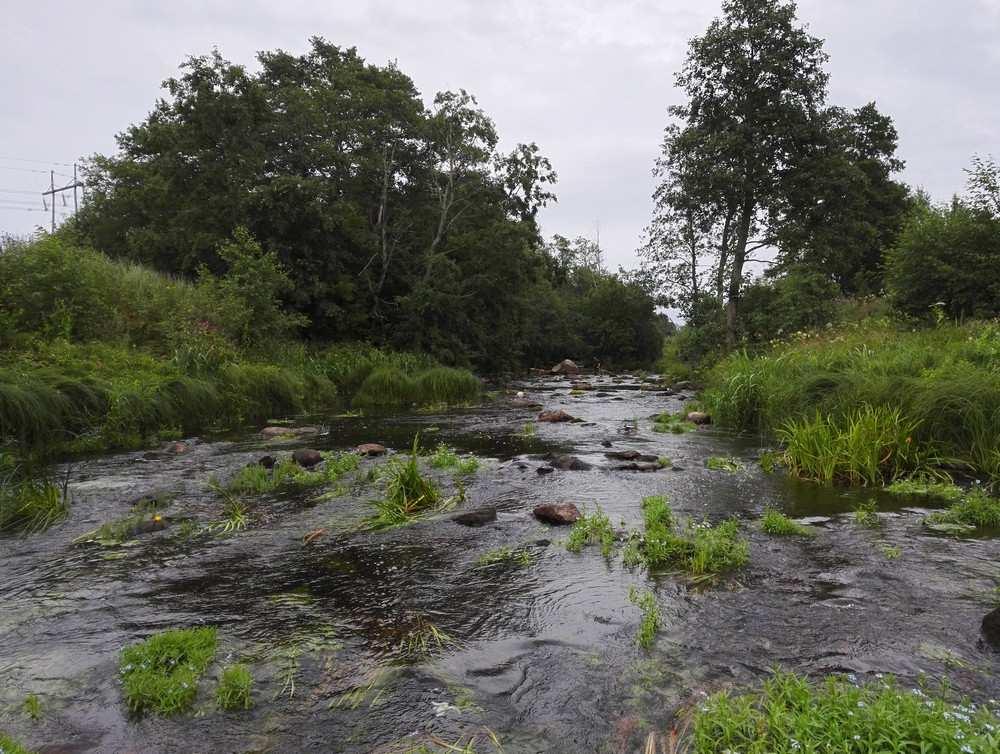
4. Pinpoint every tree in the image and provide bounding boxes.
[654,0,830,345]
